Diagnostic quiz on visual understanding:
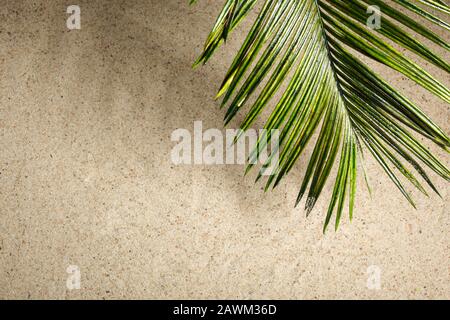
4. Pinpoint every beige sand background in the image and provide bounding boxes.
[0,0,448,299]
